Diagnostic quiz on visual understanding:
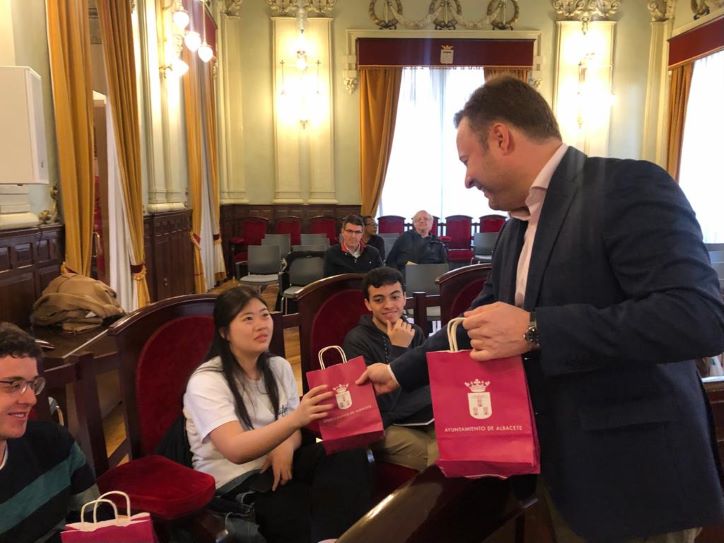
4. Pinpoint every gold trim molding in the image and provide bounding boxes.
[647,0,674,22]
[224,0,244,17]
